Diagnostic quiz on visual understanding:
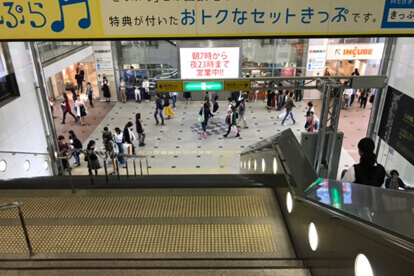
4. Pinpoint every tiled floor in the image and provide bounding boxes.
[53,97,371,179]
